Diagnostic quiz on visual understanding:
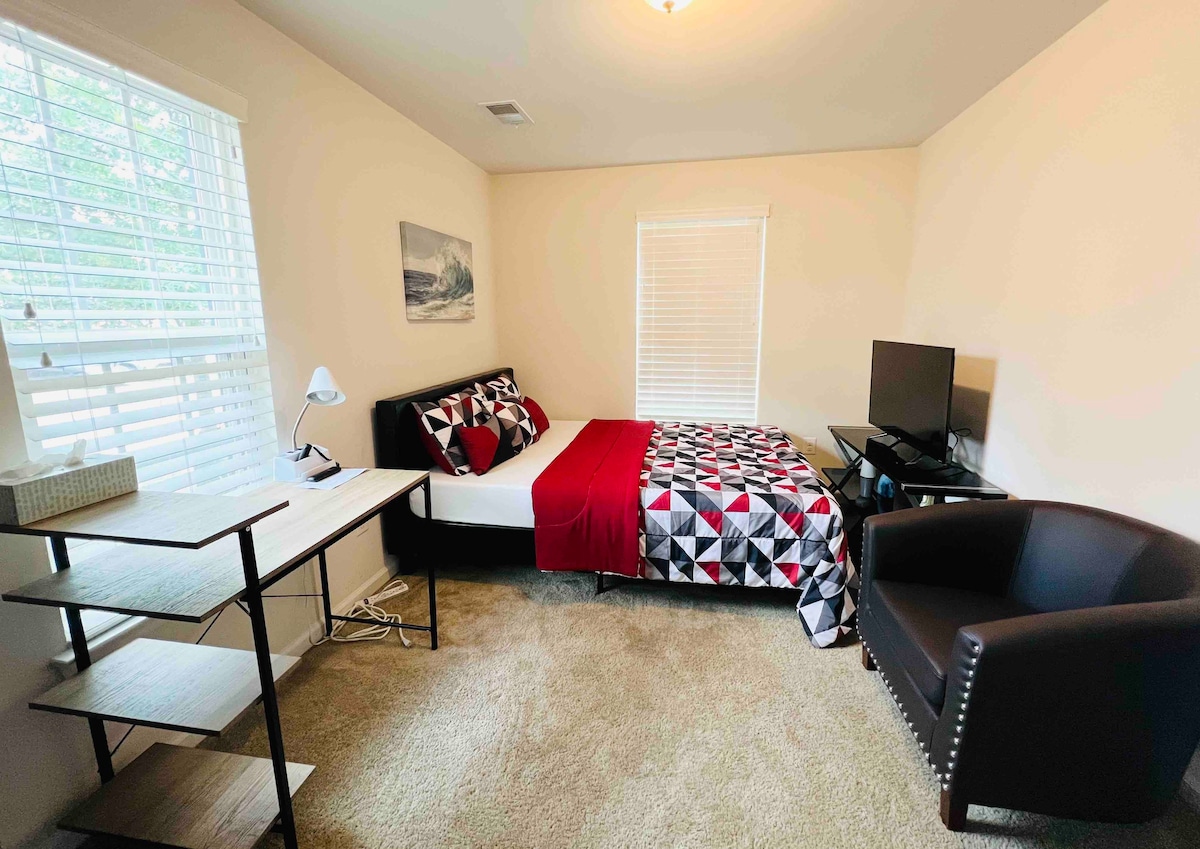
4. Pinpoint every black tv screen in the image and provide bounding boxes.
[868,341,955,459]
